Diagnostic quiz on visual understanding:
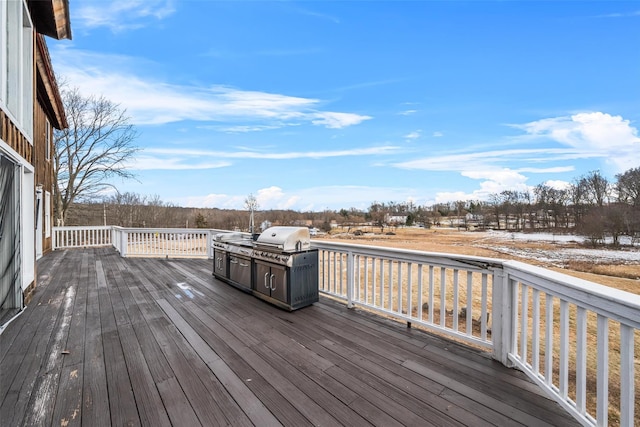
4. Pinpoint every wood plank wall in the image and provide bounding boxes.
[33,101,54,254]
[0,109,33,164]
